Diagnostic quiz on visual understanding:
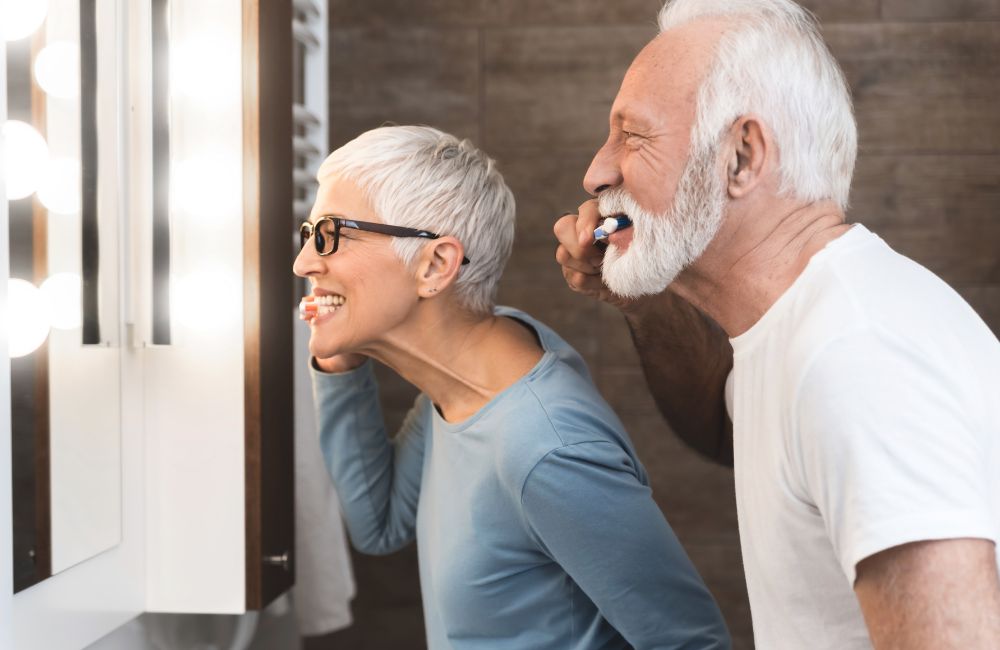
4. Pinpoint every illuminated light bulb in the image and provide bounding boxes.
[37,157,81,214]
[40,272,82,330]
[0,0,48,42]
[2,120,49,200]
[171,266,241,333]
[6,279,50,358]
[172,152,242,221]
[170,35,241,107]
[34,41,80,99]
